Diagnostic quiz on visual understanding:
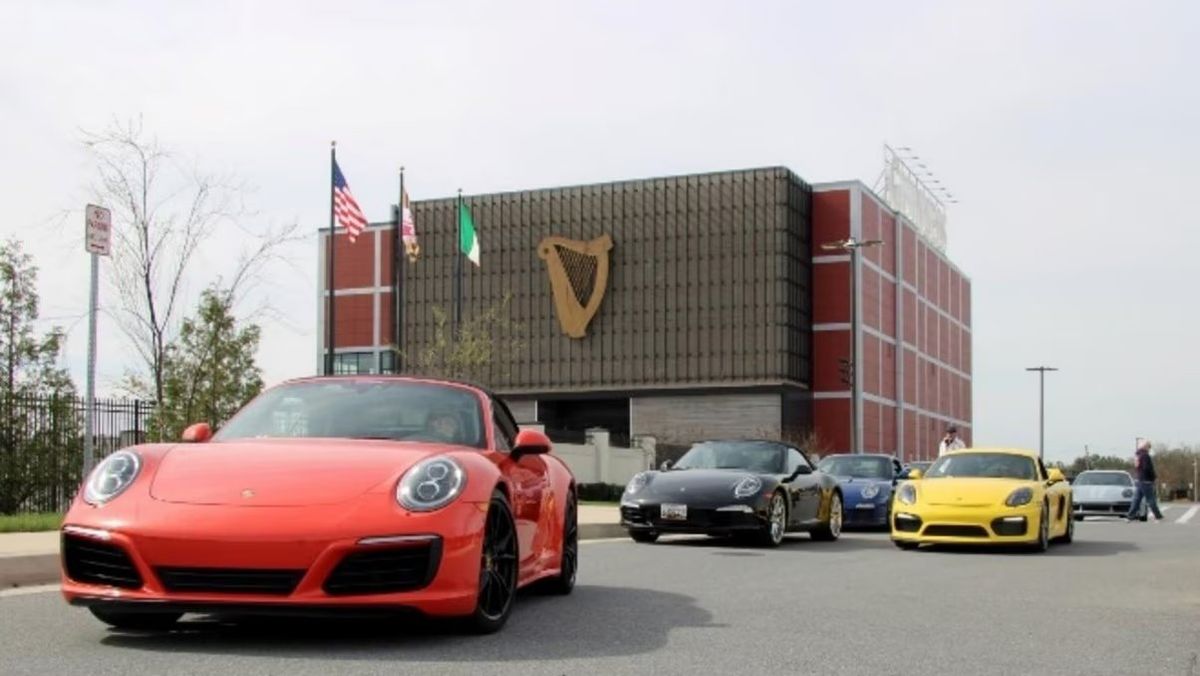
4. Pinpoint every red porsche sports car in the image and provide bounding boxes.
[60,376,578,634]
